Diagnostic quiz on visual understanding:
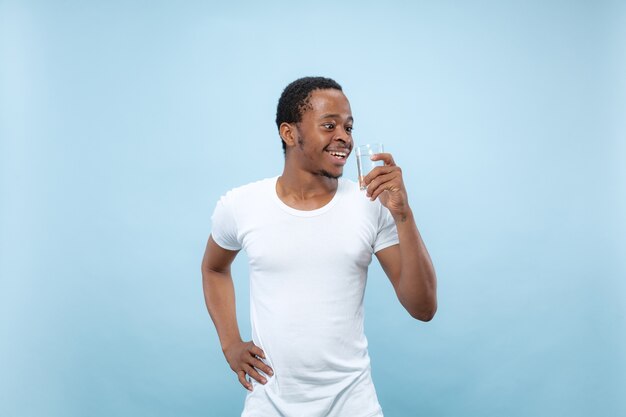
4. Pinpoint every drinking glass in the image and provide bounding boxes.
[355,143,384,190]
